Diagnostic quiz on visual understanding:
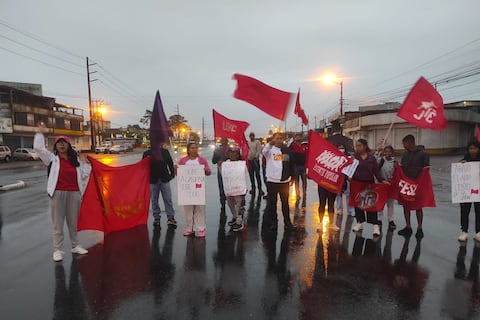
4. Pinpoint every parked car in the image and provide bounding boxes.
[13,148,40,161]
[0,145,12,162]
[109,145,128,154]
[95,143,112,154]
